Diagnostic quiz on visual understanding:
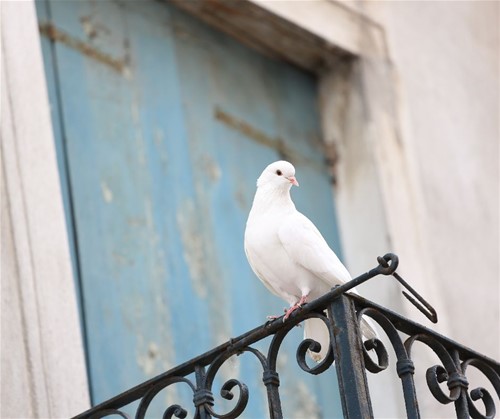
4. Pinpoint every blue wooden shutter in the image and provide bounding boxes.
[37,1,344,417]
